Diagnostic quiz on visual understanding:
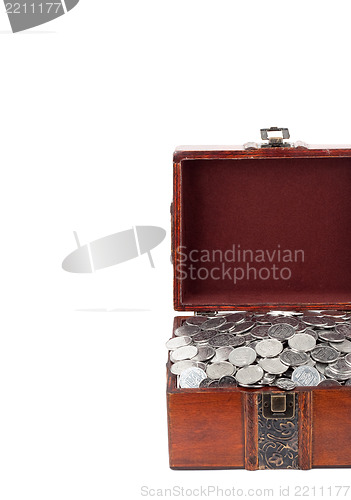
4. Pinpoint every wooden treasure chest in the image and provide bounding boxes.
[167,127,351,470]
